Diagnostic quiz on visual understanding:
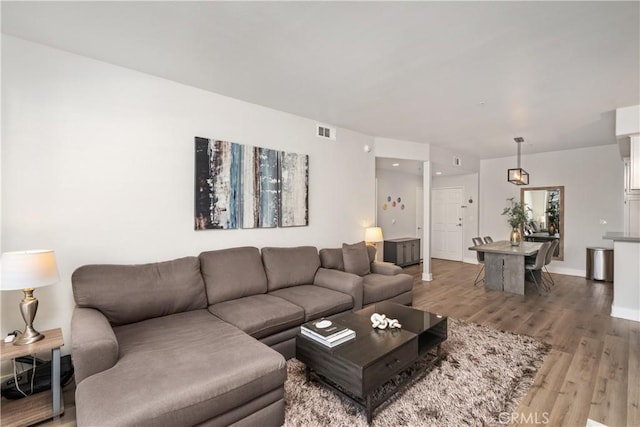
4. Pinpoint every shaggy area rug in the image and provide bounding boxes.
[284,318,551,426]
